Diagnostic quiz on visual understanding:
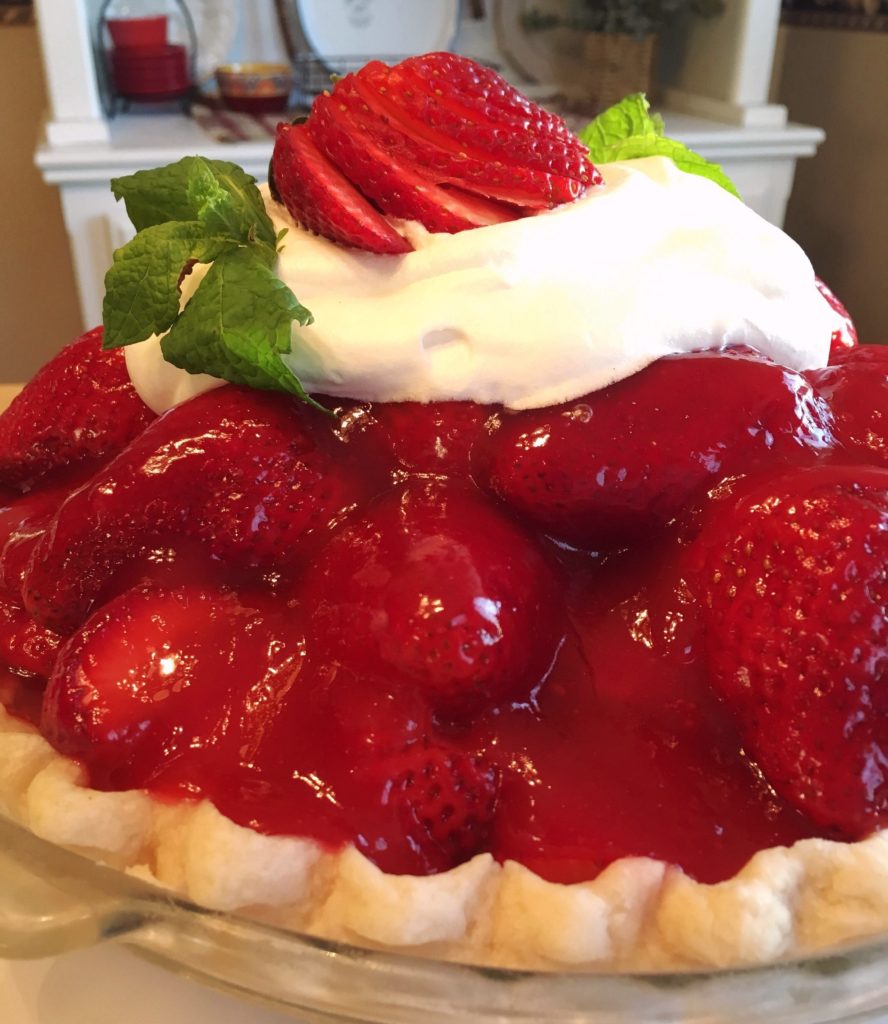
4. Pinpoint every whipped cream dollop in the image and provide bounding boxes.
[125,156,842,414]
